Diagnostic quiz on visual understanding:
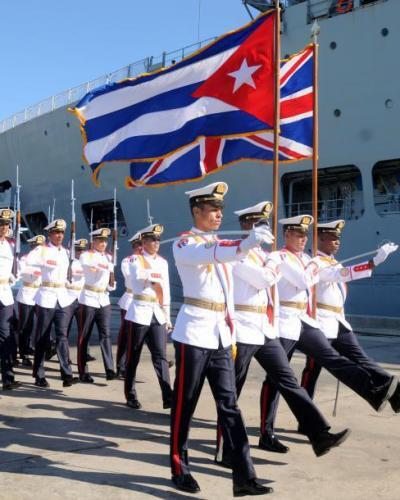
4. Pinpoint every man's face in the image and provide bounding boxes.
[142,236,160,255]
[193,203,223,232]
[93,239,107,253]
[319,233,341,255]
[49,230,65,246]
[284,229,308,252]
[0,223,10,238]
